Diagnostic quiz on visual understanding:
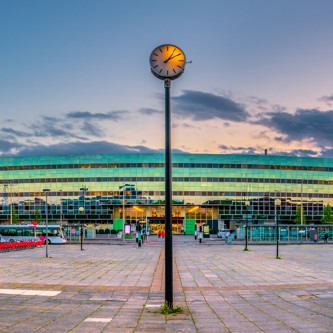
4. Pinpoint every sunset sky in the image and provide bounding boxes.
[1,0,333,158]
